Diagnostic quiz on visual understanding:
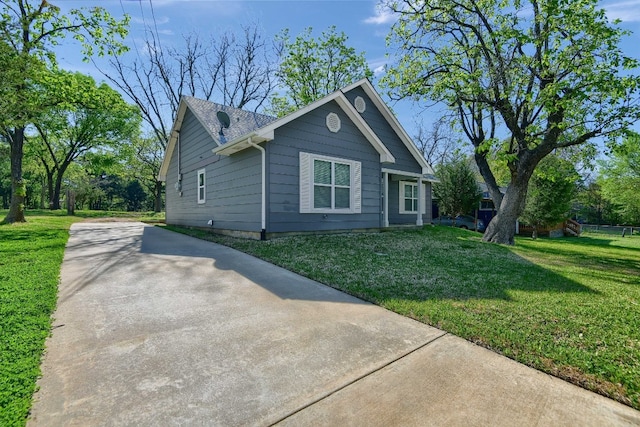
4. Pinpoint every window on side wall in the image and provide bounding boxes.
[399,181,426,214]
[299,152,361,214]
[197,168,206,204]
